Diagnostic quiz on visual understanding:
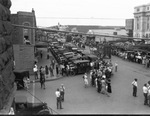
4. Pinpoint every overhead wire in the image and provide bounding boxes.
[12,24,150,40]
